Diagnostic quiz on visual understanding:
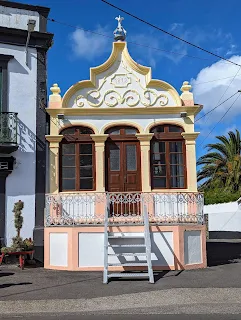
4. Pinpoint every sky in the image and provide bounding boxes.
[21,0,241,159]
